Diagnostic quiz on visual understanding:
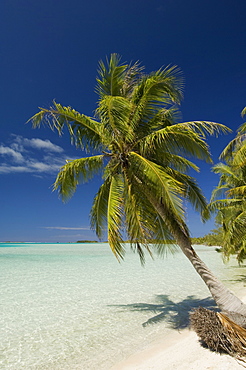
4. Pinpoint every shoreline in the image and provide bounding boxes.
[111,293,246,370]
